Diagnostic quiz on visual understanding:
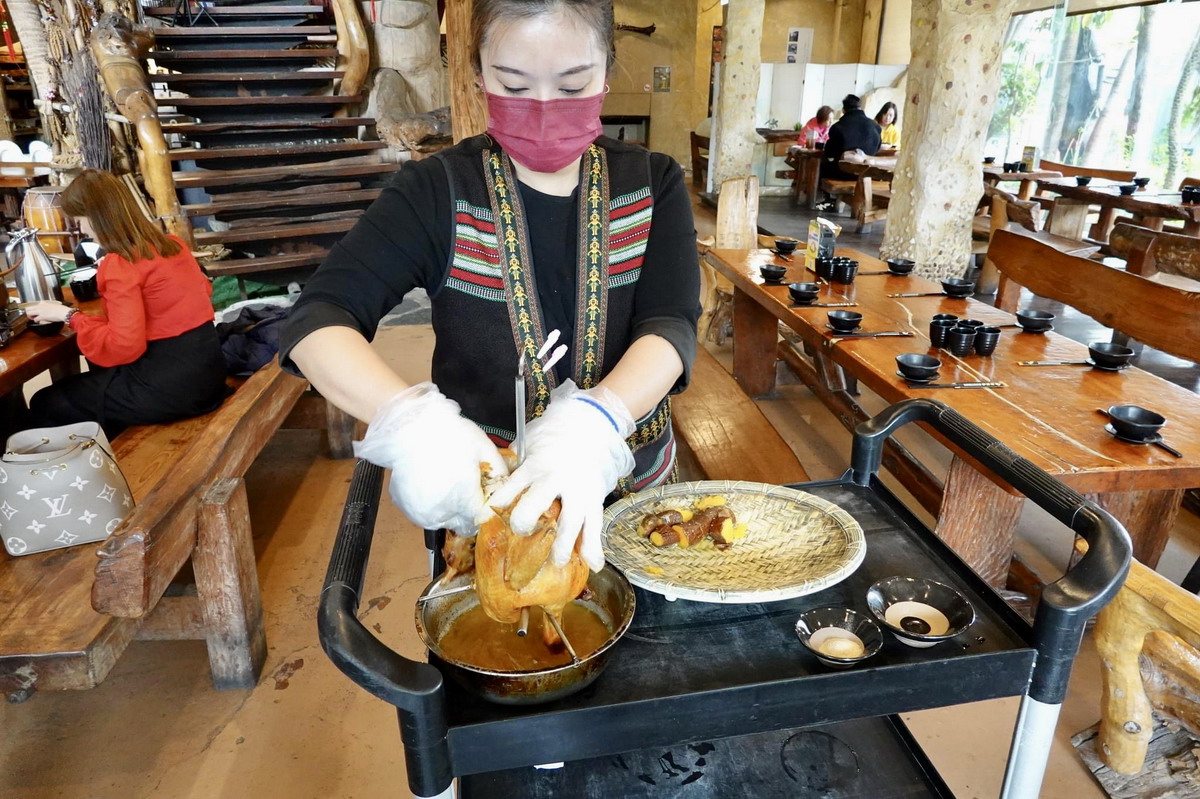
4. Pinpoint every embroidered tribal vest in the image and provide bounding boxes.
[429,135,675,495]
